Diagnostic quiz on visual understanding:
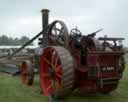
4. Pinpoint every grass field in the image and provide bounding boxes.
[0,65,128,102]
